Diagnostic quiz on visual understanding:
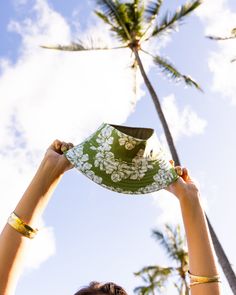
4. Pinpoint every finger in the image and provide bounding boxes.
[50,139,61,151]
[182,167,190,181]
[169,159,175,167]
[67,142,74,150]
[61,142,69,152]
[175,166,183,176]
